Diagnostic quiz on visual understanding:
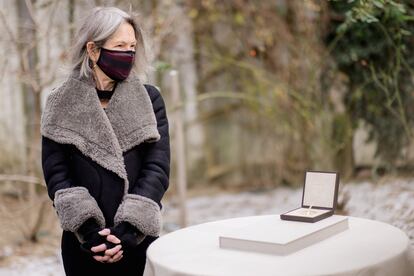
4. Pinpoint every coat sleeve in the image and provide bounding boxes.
[41,136,106,236]
[113,84,170,237]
